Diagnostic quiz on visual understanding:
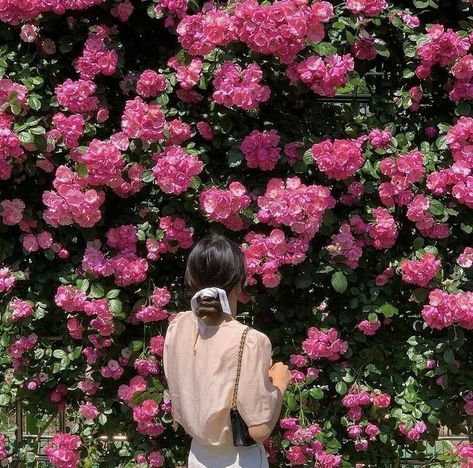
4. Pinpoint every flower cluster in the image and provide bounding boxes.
[455,443,473,466]
[326,222,364,269]
[55,79,99,114]
[406,195,450,239]
[177,10,237,56]
[0,434,6,461]
[240,130,281,171]
[0,78,28,108]
[346,0,387,17]
[0,0,106,25]
[287,54,355,96]
[42,166,105,228]
[257,176,335,238]
[457,247,473,268]
[8,298,34,322]
[167,56,202,90]
[399,421,427,441]
[146,216,193,260]
[152,145,203,195]
[234,0,333,64]
[416,25,470,80]
[449,54,473,101]
[342,387,390,451]
[6,333,38,369]
[368,128,392,148]
[199,182,251,231]
[111,0,134,22]
[357,320,381,335]
[0,198,24,225]
[134,287,171,323]
[302,327,348,361]
[352,34,377,61]
[154,0,187,21]
[121,97,166,142]
[399,252,441,287]
[212,62,270,110]
[310,138,364,180]
[446,117,473,168]
[74,26,118,80]
[0,127,25,180]
[73,139,125,187]
[132,399,165,436]
[51,113,85,149]
[379,150,425,206]
[242,229,310,288]
[136,70,168,98]
[368,207,398,249]
[44,433,82,468]
[280,418,341,467]
[422,289,473,330]
[79,401,99,420]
